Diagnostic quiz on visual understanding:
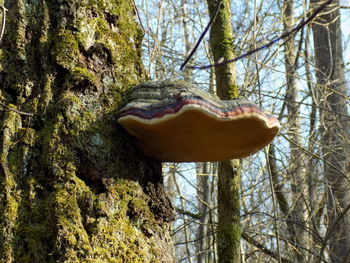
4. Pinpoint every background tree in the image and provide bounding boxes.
[0,0,175,262]
[138,0,350,262]
[311,0,350,261]
[205,0,241,262]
